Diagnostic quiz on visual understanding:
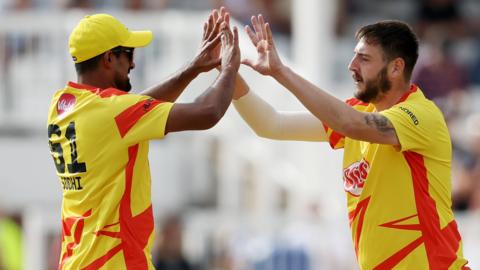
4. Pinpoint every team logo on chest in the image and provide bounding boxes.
[343,159,370,196]
[57,93,76,118]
